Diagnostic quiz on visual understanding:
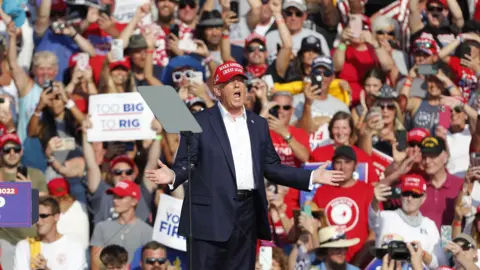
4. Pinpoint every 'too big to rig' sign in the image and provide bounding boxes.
[87,93,156,142]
